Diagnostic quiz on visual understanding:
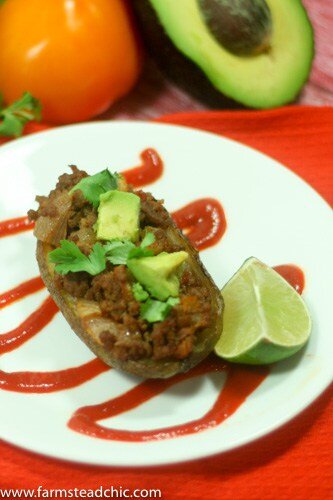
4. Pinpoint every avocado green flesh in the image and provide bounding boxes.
[96,190,140,242]
[127,251,188,301]
[149,0,314,107]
